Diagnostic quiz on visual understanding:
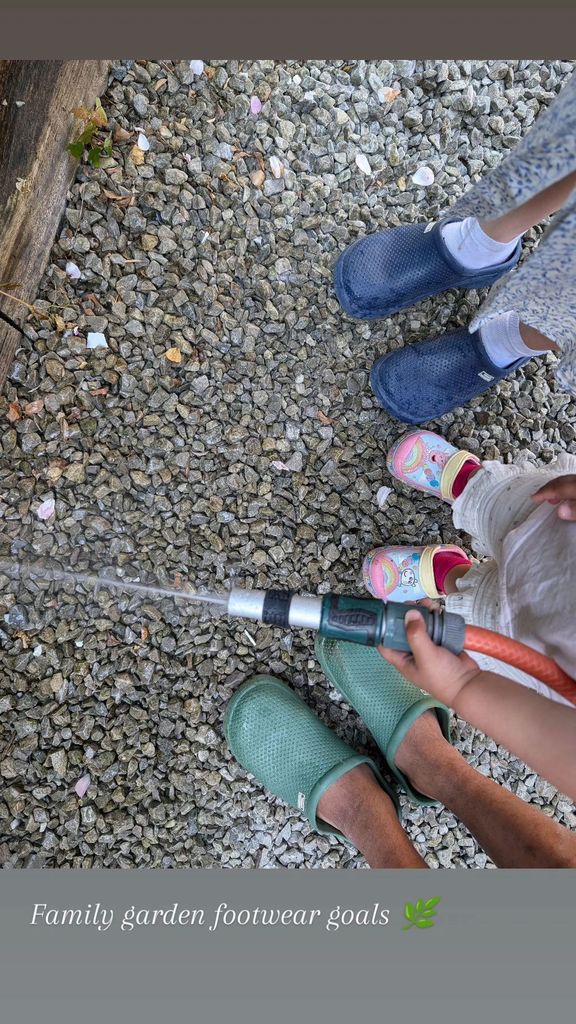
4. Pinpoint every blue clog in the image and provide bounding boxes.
[334,219,521,320]
[370,326,530,424]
